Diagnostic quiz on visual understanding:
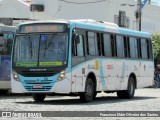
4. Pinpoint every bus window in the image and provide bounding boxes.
[87,32,99,56]
[137,38,142,58]
[148,39,153,60]
[123,36,129,58]
[116,35,124,57]
[73,34,85,57]
[141,39,148,59]
[111,35,116,57]
[129,37,138,58]
[102,34,112,57]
